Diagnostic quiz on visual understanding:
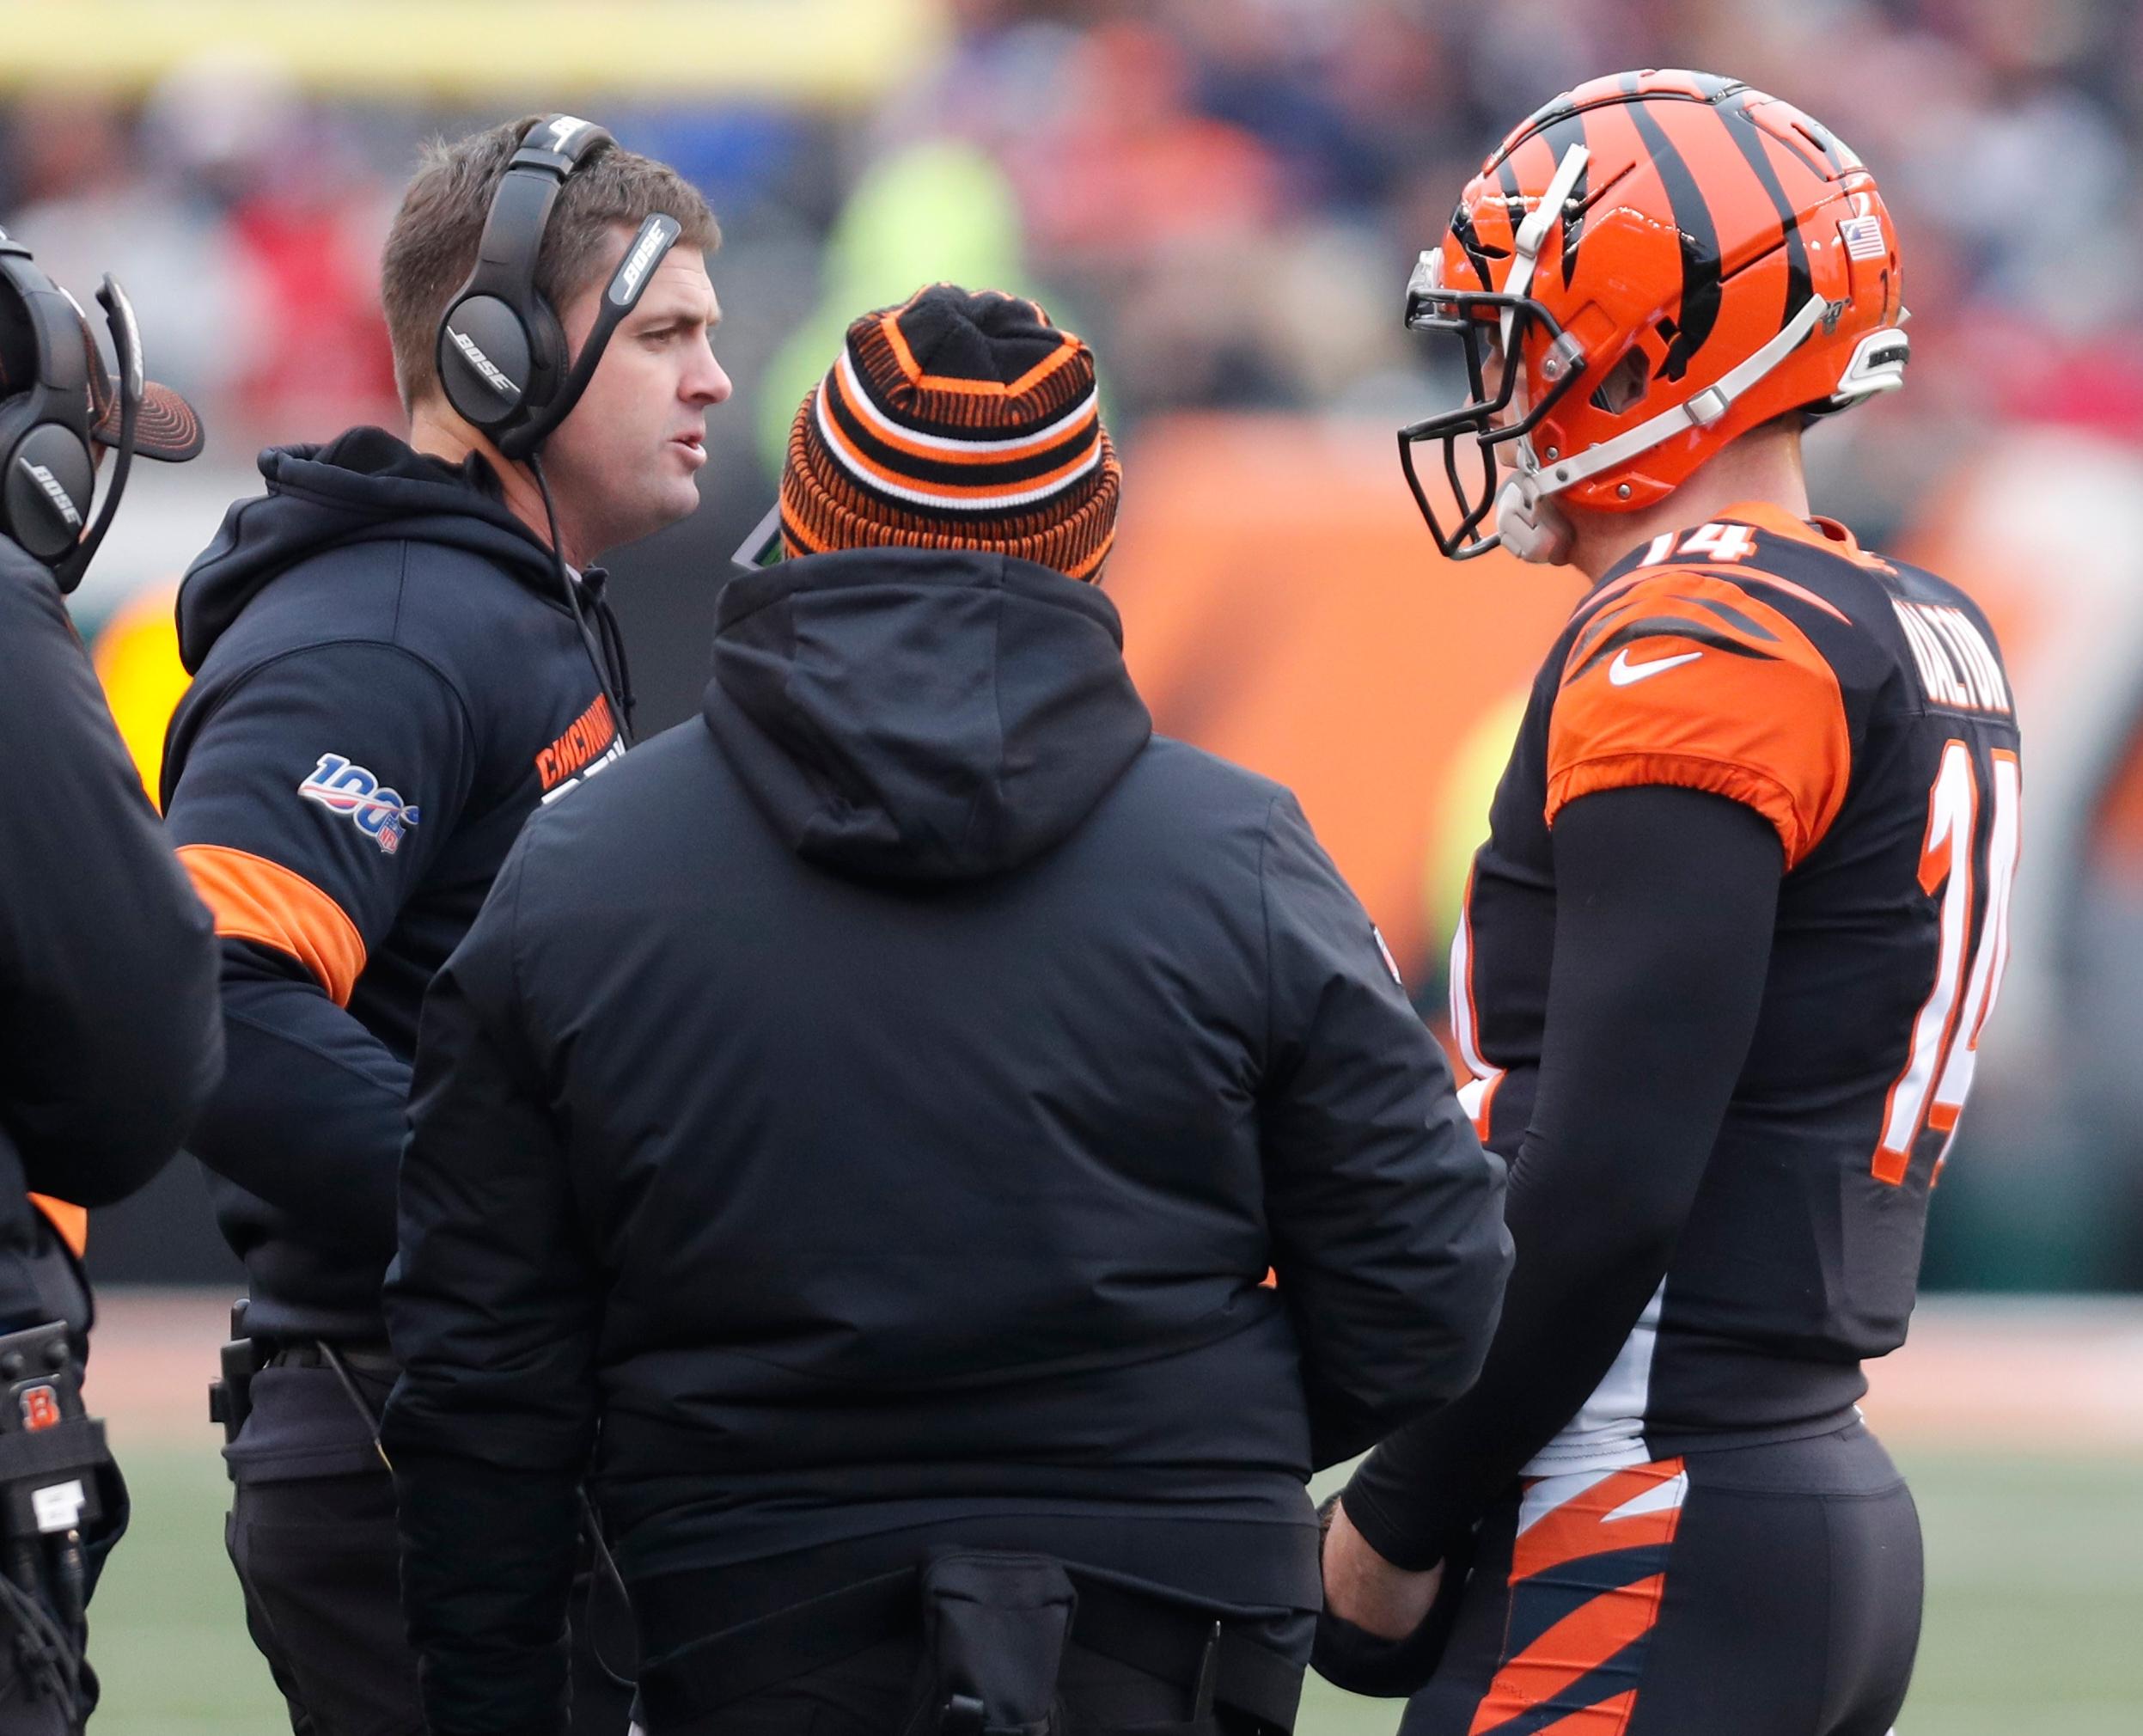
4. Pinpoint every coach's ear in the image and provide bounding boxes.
[1312,1498,1476,1698]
